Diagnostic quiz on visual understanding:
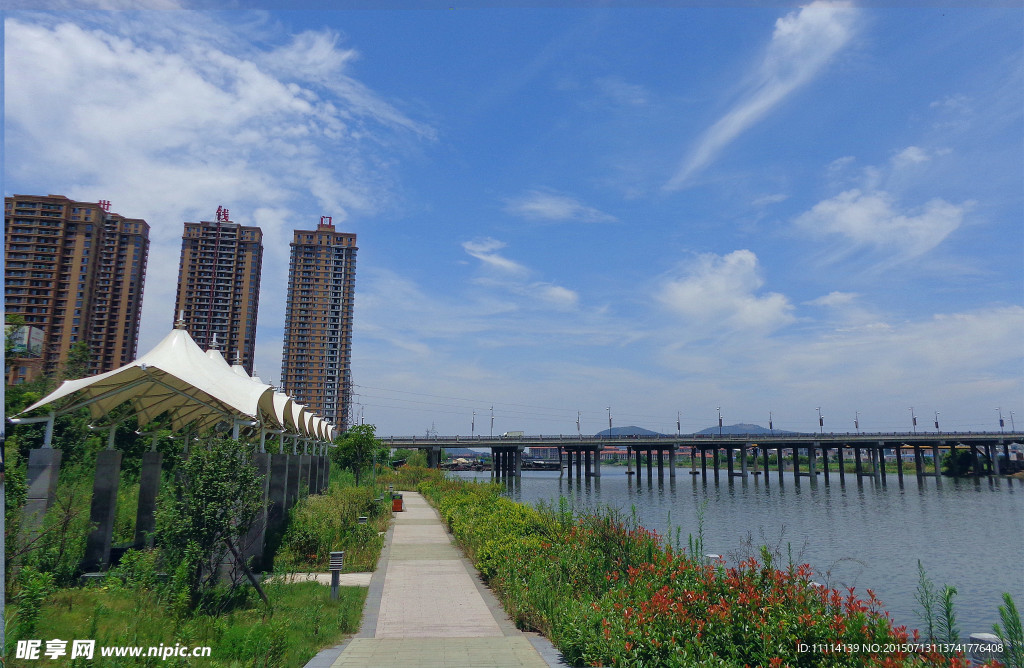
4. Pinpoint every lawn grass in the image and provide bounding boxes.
[7,580,365,667]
